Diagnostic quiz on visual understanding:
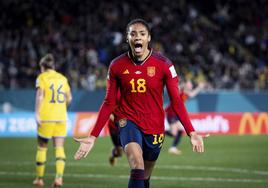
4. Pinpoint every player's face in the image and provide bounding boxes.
[127,23,151,60]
